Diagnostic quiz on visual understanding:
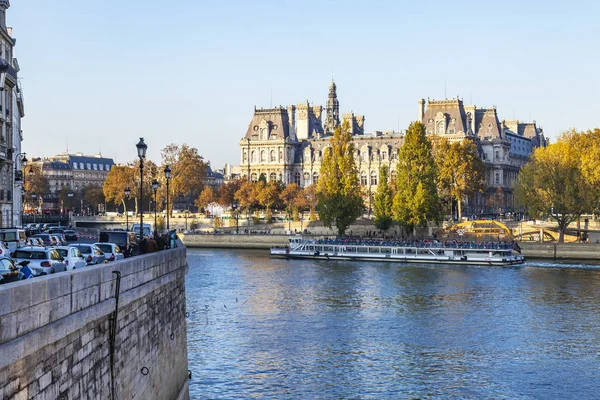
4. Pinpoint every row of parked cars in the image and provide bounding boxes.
[0,227,127,284]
